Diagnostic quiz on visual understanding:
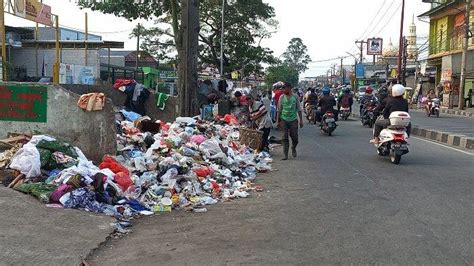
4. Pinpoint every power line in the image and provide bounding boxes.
[364,0,397,39]
[372,2,403,37]
[357,0,389,40]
